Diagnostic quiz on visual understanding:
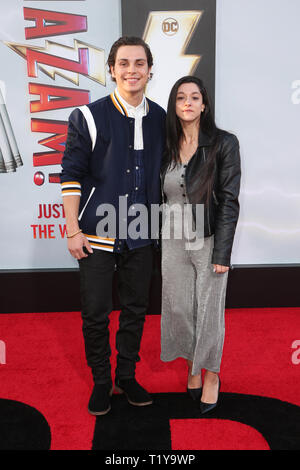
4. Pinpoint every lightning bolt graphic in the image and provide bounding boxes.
[143,11,203,109]
[4,39,106,86]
